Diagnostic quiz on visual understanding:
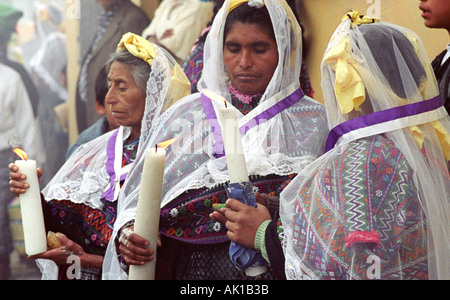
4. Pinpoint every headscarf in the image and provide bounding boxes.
[103,0,328,279]
[118,32,156,66]
[280,12,450,280]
